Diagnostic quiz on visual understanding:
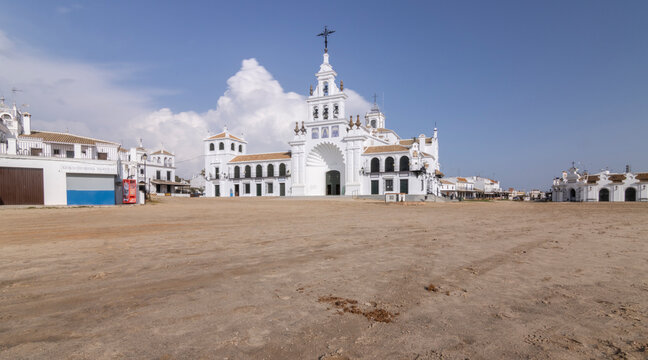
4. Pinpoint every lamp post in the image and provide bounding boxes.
[141,153,148,201]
